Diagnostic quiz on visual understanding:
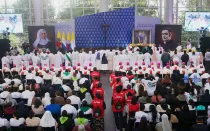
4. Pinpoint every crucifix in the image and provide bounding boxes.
[101,23,110,49]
